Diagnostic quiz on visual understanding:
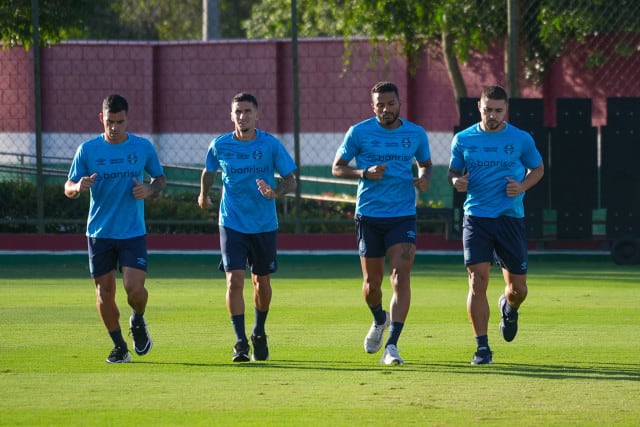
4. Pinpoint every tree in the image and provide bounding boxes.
[243,0,344,38]
[221,0,254,38]
[1,0,255,48]
[0,0,109,49]
[521,0,640,85]
[340,1,506,103]
[109,0,202,40]
[244,0,505,107]
[244,0,640,110]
